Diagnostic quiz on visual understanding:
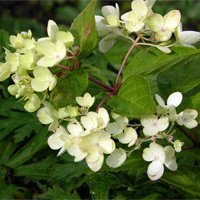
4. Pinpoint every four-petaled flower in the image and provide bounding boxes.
[141,115,169,136]
[142,142,178,180]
